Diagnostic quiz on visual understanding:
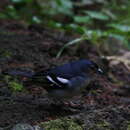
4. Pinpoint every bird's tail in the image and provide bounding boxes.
[2,69,35,78]
[2,69,48,84]
[2,69,48,78]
